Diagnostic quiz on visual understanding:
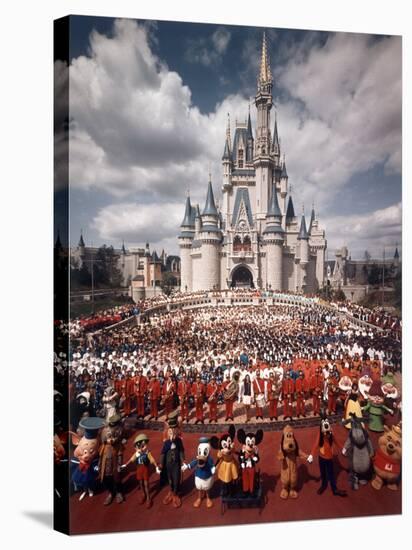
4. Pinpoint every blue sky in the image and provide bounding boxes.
[56,16,402,259]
